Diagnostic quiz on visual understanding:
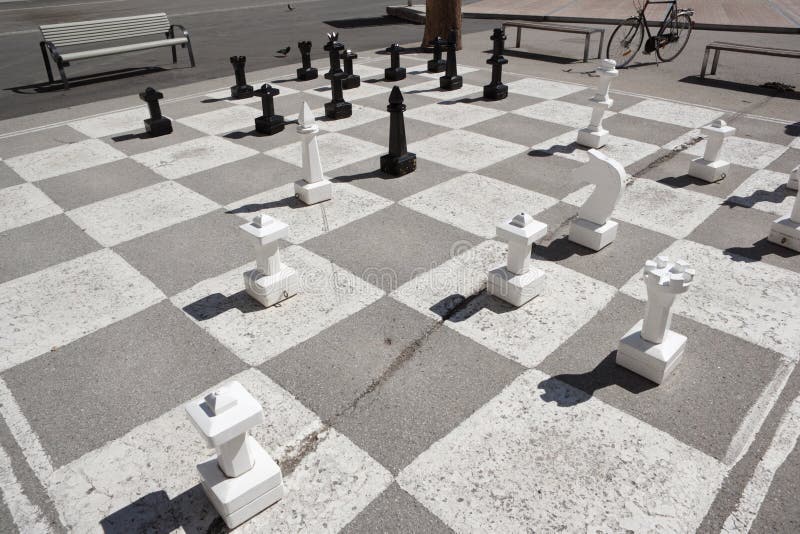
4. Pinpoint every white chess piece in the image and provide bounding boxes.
[294,101,333,205]
[576,59,618,149]
[787,164,798,191]
[487,213,547,307]
[688,119,736,182]
[240,214,299,307]
[568,149,626,251]
[185,381,284,529]
[767,184,800,252]
[617,256,695,384]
